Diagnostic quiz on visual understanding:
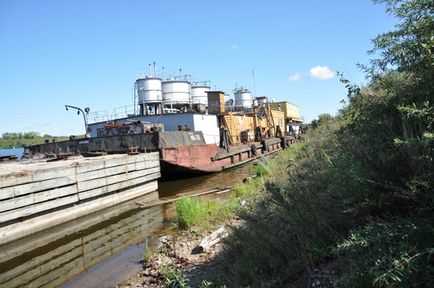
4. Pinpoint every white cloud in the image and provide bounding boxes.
[288,73,302,82]
[308,65,335,80]
[232,44,239,49]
